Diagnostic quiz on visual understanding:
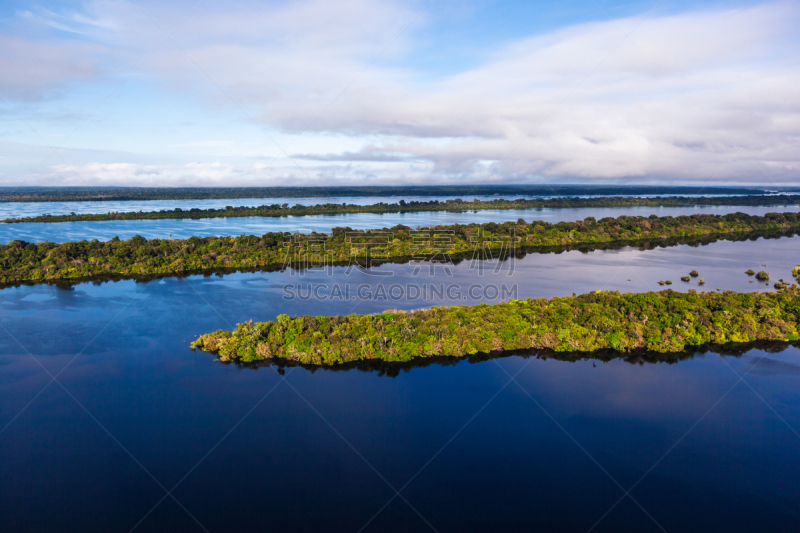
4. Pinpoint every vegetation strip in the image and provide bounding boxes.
[2,212,799,285]
[4,195,800,224]
[0,185,766,203]
[191,286,800,365]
